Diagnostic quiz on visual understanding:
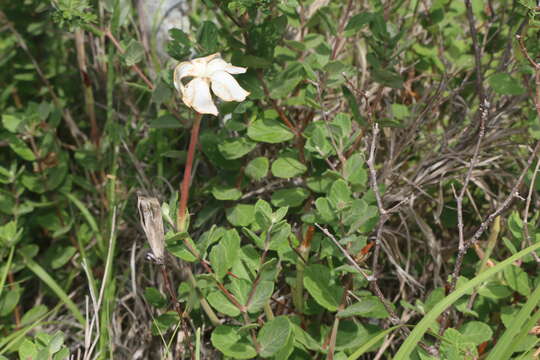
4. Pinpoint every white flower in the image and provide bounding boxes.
[173,53,250,115]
